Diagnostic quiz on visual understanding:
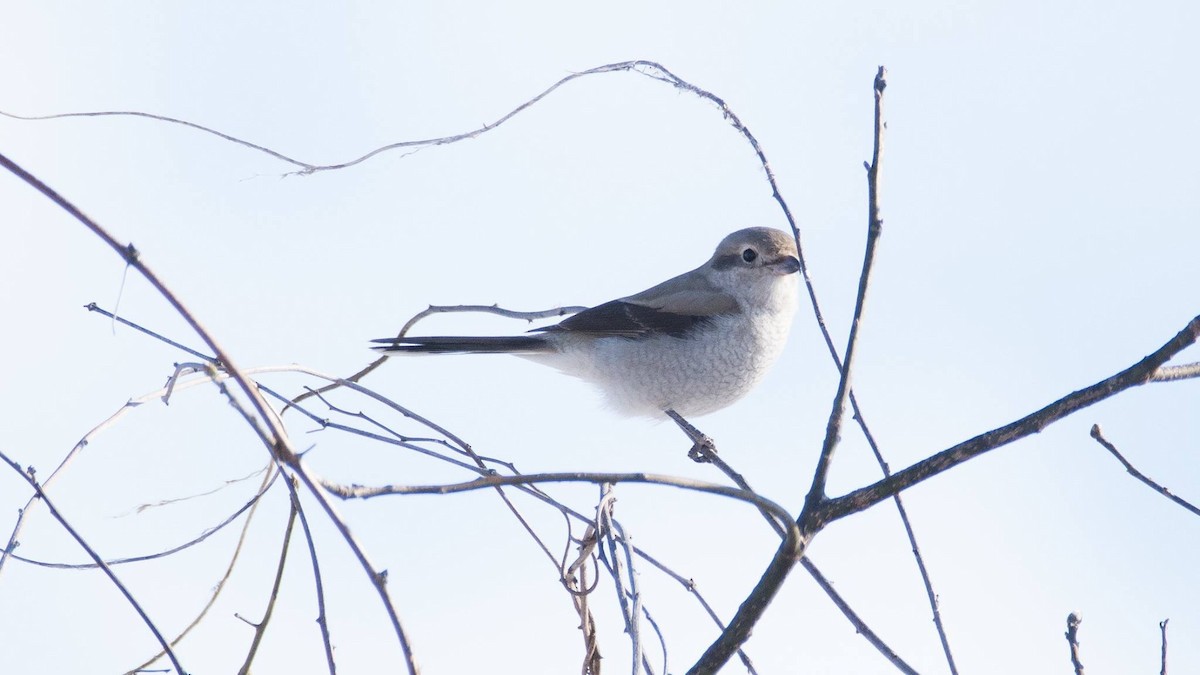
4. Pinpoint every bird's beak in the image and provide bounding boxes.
[769,256,801,275]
